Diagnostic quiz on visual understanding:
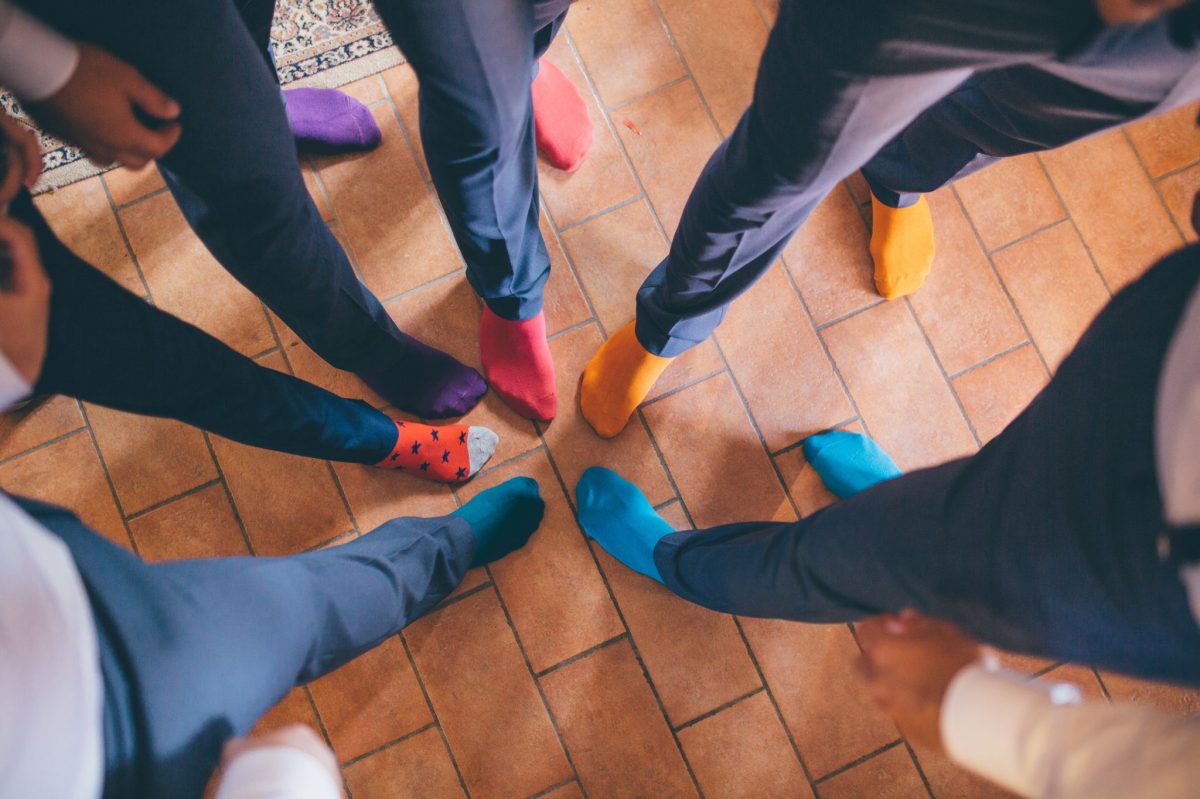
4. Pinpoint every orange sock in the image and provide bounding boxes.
[375,420,498,483]
[580,321,673,438]
[869,194,936,300]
